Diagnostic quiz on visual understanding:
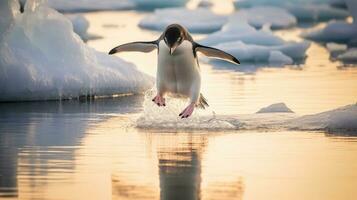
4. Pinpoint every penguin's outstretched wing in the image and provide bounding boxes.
[109,41,158,54]
[194,43,240,65]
